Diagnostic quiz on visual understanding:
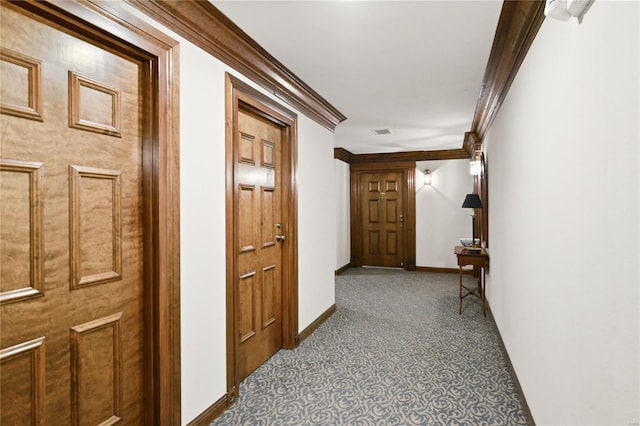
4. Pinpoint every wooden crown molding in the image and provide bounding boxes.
[463,132,481,157]
[471,0,545,142]
[349,149,469,164]
[126,0,543,160]
[126,0,346,132]
[335,147,468,164]
[334,147,353,162]
[349,160,417,172]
